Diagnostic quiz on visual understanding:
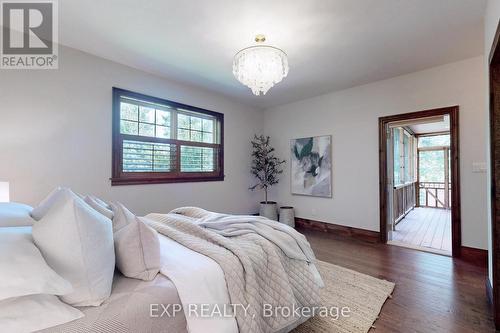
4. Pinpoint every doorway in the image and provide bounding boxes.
[379,106,461,257]
[390,125,451,255]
